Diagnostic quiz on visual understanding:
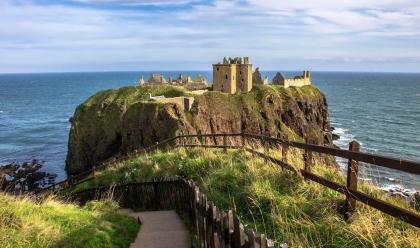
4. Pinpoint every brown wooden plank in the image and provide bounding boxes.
[233,216,242,248]
[242,133,420,175]
[245,148,298,173]
[301,170,420,228]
